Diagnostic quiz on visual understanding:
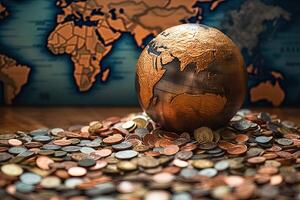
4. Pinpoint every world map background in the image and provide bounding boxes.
[0,0,299,106]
